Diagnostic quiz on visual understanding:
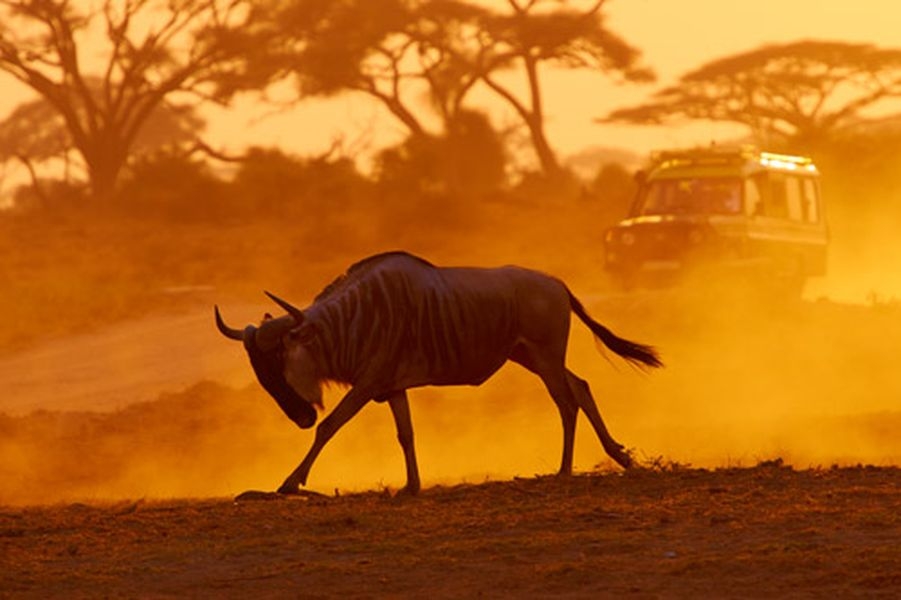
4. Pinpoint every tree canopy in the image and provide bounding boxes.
[267,0,652,178]
[264,0,476,138]
[0,91,203,205]
[602,40,901,150]
[0,0,264,200]
[472,0,653,175]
